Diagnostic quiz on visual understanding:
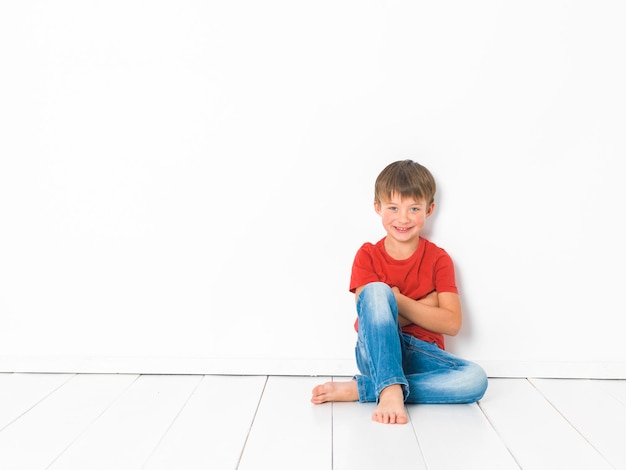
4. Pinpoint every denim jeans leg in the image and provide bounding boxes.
[354,282,409,403]
[401,334,488,404]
